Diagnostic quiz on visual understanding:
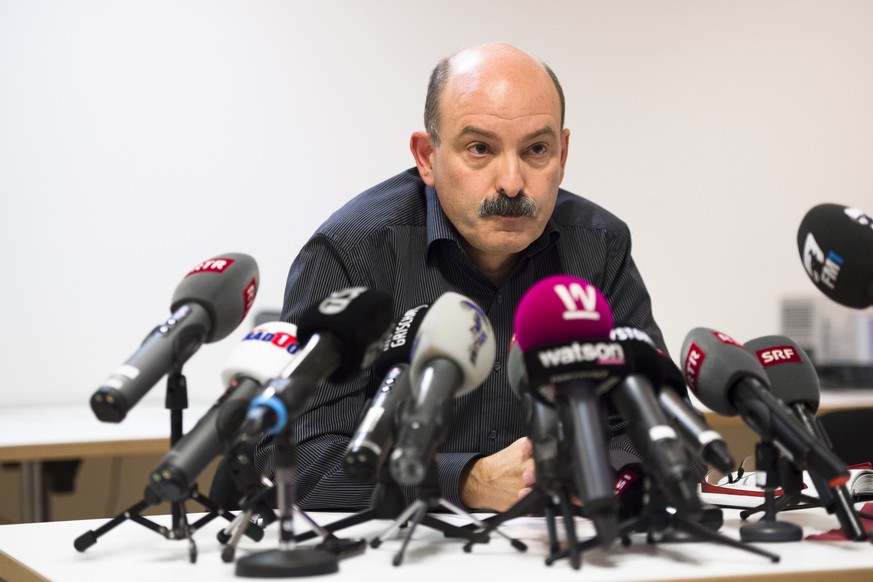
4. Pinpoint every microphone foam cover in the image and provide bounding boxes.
[373,304,429,377]
[409,291,496,397]
[171,252,259,343]
[744,335,821,412]
[680,327,770,416]
[797,203,873,308]
[296,287,395,379]
[220,321,300,386]
[514,275,613,351]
